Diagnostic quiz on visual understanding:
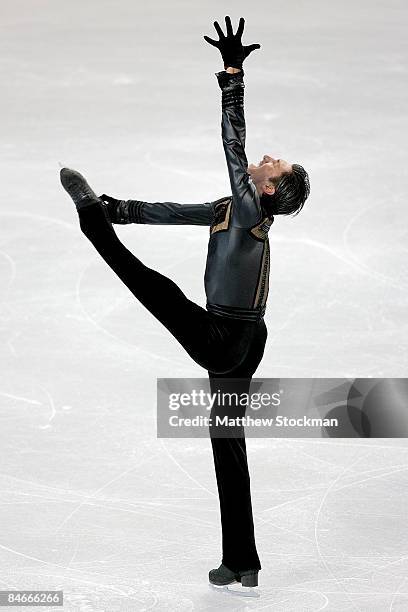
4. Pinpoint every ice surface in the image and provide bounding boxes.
[1,0,408,609]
